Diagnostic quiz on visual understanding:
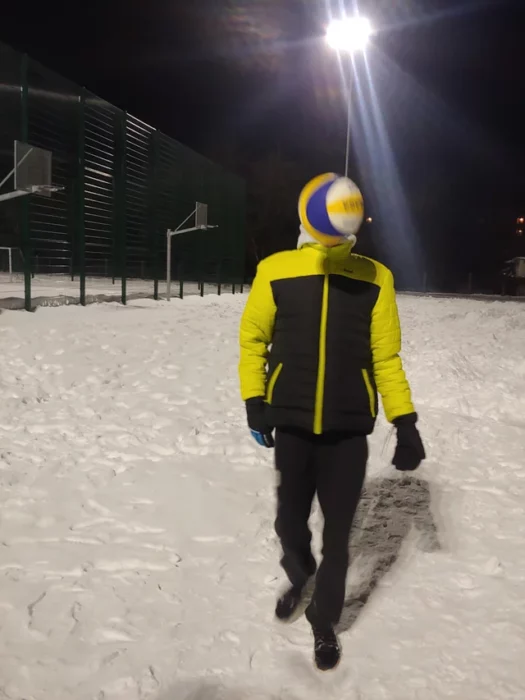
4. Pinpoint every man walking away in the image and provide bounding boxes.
[239,173,425,671]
